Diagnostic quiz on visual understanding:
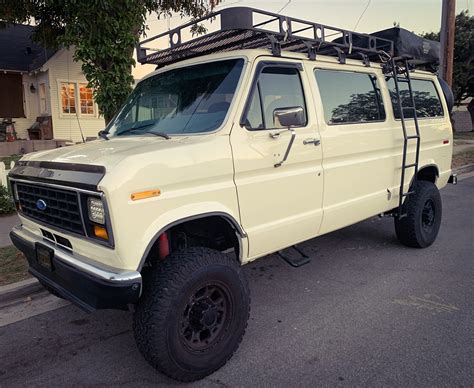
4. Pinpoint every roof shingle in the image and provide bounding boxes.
[0,24,58,72]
